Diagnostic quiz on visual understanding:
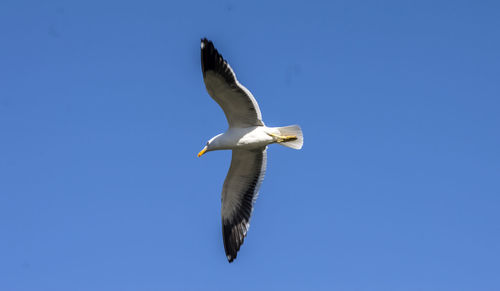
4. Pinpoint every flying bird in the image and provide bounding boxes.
[198,38,303,262]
